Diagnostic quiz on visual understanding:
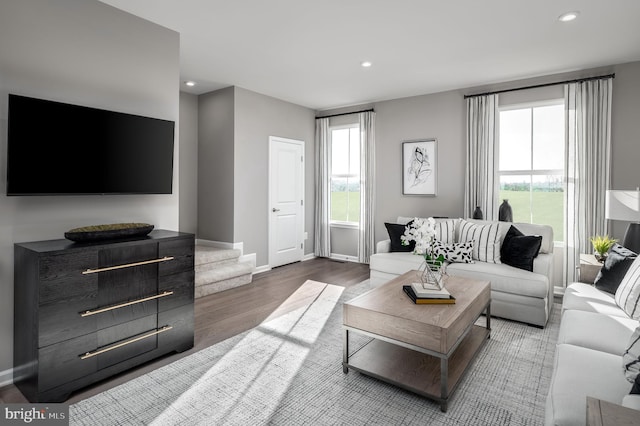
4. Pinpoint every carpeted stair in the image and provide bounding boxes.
[194,245,253,298]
